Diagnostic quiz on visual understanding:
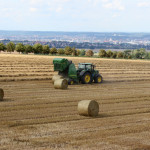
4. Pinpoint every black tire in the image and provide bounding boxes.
[81,72,92,84]
[68,79,74,85]
[94,75,103,83]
